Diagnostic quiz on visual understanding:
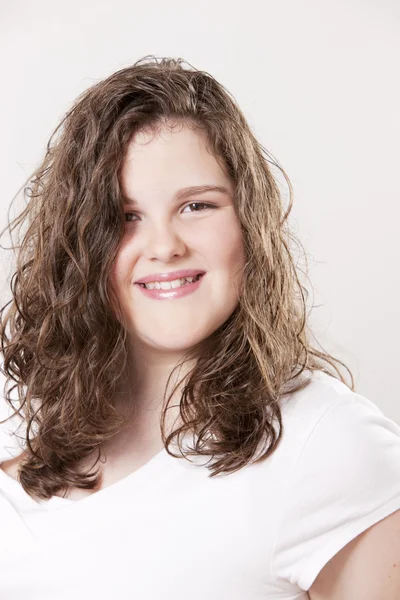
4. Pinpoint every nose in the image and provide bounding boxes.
[142,224,187,262]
